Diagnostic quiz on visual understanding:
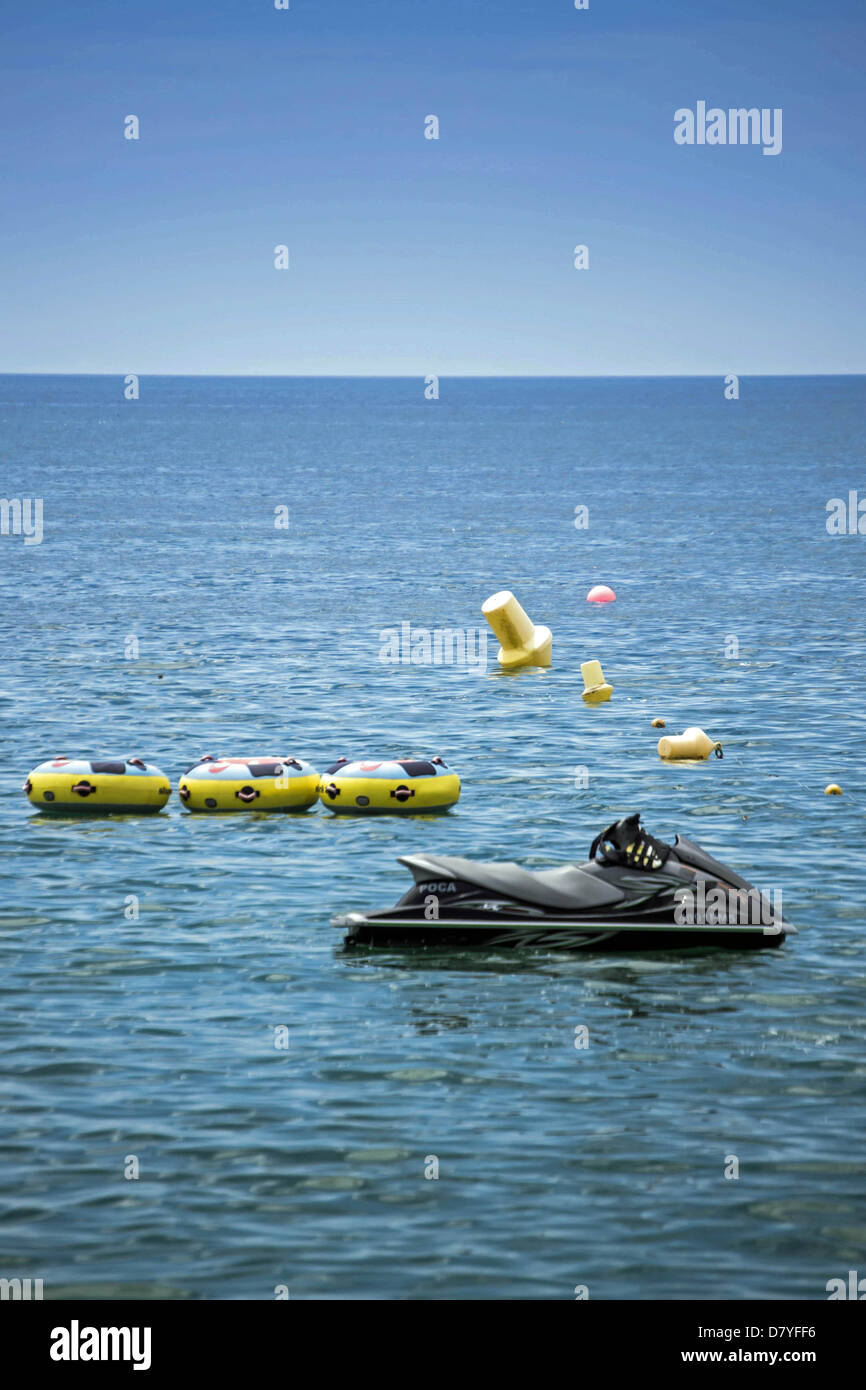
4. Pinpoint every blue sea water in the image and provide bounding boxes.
[0,374,864,1300]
